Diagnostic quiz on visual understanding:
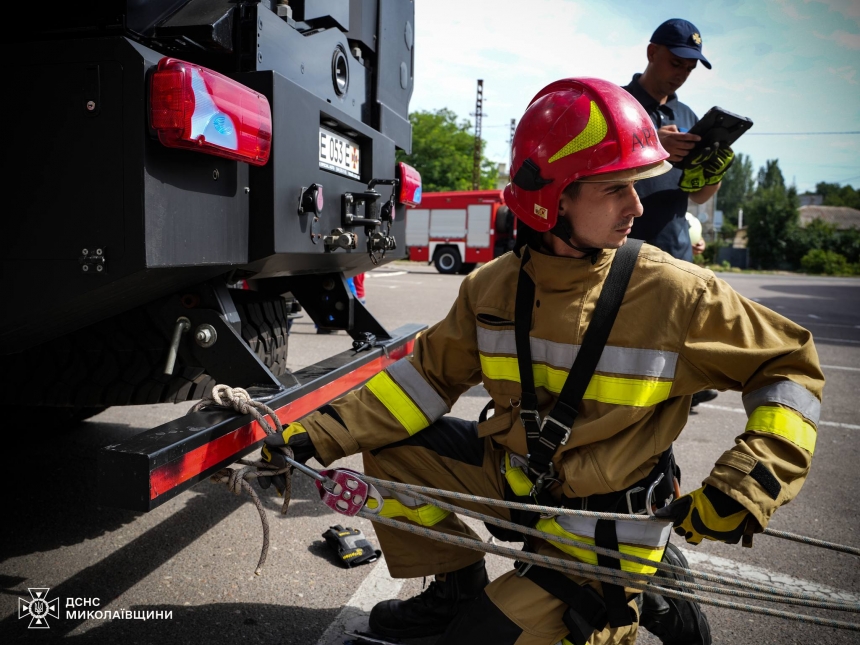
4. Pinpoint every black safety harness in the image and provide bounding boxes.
[501,240,680,644]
